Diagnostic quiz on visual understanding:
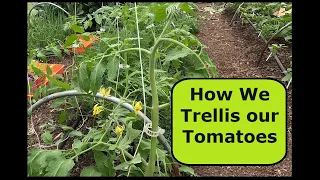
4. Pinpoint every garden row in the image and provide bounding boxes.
[229,2,292,87]
[27,2,214,177]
